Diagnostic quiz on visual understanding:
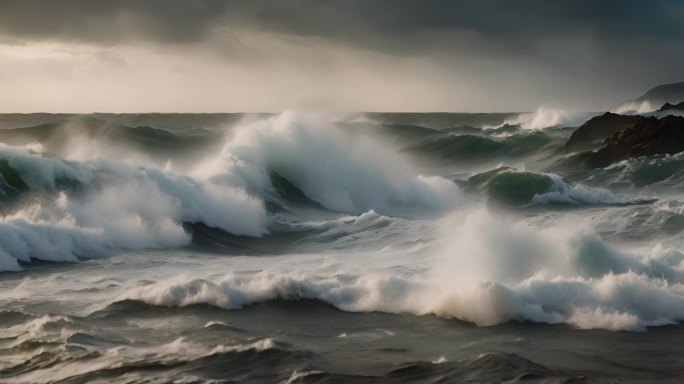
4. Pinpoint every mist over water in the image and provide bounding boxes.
[1,110,684,382]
